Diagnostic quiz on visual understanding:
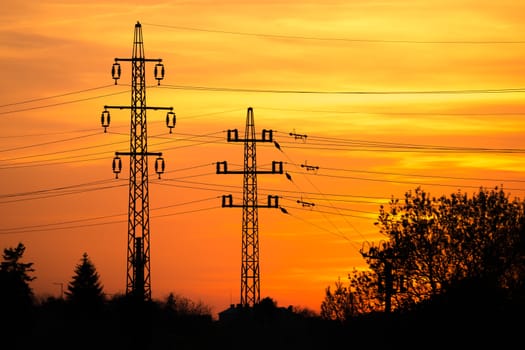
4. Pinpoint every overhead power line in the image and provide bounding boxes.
[2,82,525,121]
[0,179,126,204]
[276,135,525,154]
[0,128,108,139]
[0,196,219,234]
[2,124,523,173]
[160,84,525,95]
[317,165,525,184]
[0,90,130,116]
[276,141,370,244]
[143,23,525,45]
[0,132,101,153]
[255,106,525,117]
[0,178,116,199]
[0,84,116,108]
[286,170,525,192]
